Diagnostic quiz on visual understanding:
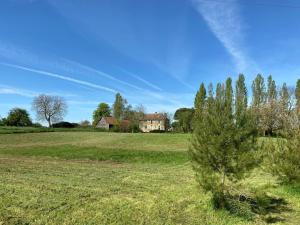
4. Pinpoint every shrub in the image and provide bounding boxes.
[52,121,79,128]
[149,130,166,133]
